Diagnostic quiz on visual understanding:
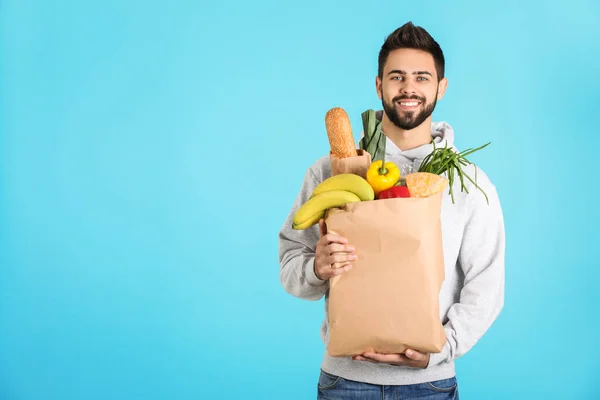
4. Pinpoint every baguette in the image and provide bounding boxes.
[325,107,358,158]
